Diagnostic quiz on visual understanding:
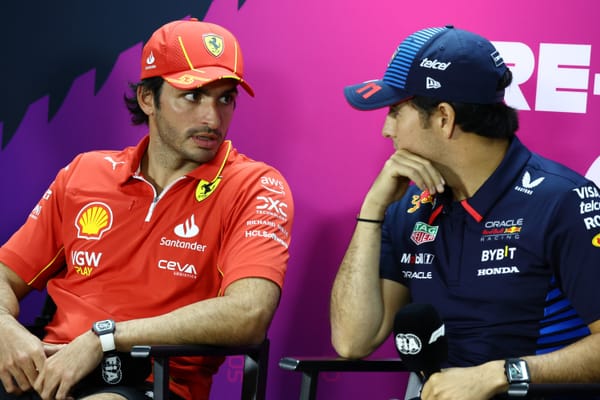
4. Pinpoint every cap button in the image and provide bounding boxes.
[445,24,454,29]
